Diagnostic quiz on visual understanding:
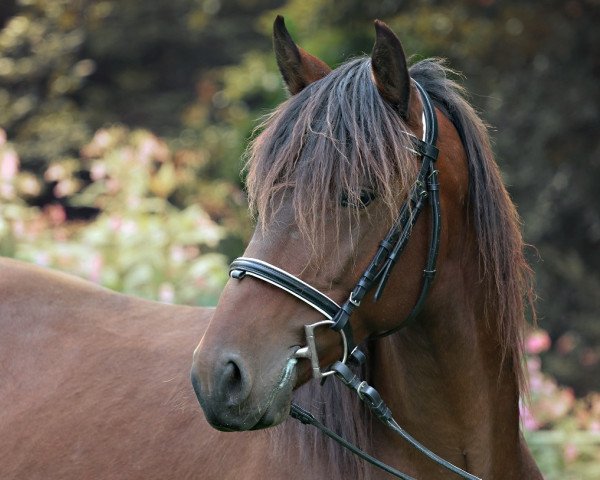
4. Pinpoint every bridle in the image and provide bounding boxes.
[230,81,440,376]
[228,82,481,480]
